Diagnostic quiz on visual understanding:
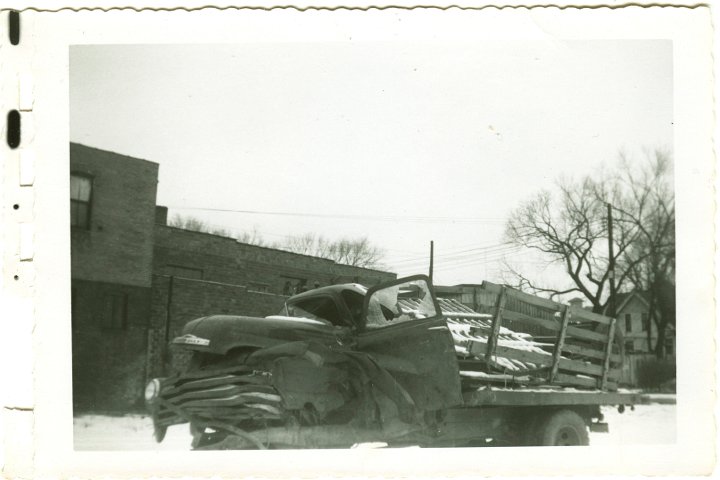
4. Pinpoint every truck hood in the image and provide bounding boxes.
[174,314,339,355]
